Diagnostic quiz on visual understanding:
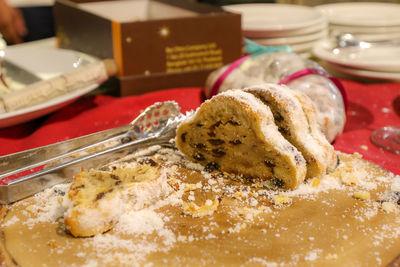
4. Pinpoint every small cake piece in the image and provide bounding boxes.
[273,194,292,206]
[245,84,336,178]
[64,159,164,237]
[176,90,307,190]
[353,191,371,200]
